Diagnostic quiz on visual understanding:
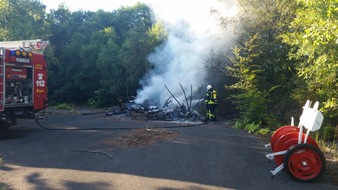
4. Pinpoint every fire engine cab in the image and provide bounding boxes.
[0,40,48,130]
